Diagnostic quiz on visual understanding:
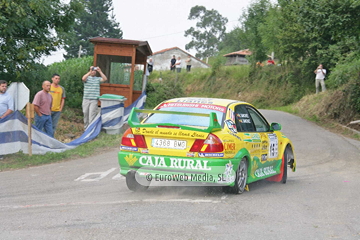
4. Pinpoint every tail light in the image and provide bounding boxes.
[190,134,224,152]
[121,128,147,148]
